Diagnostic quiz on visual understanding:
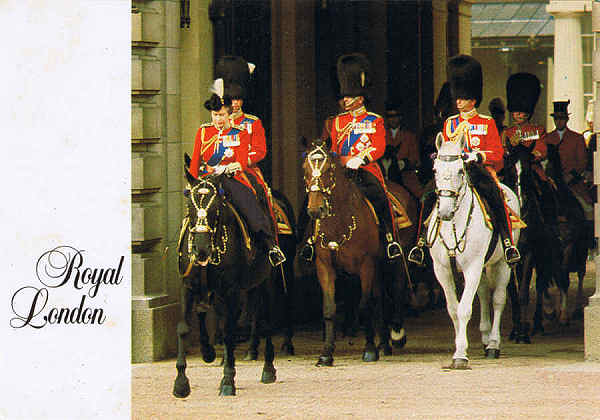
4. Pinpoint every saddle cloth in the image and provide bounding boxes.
[272,200,294,235]
[472,189,527,230]
[362,192,413,230]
